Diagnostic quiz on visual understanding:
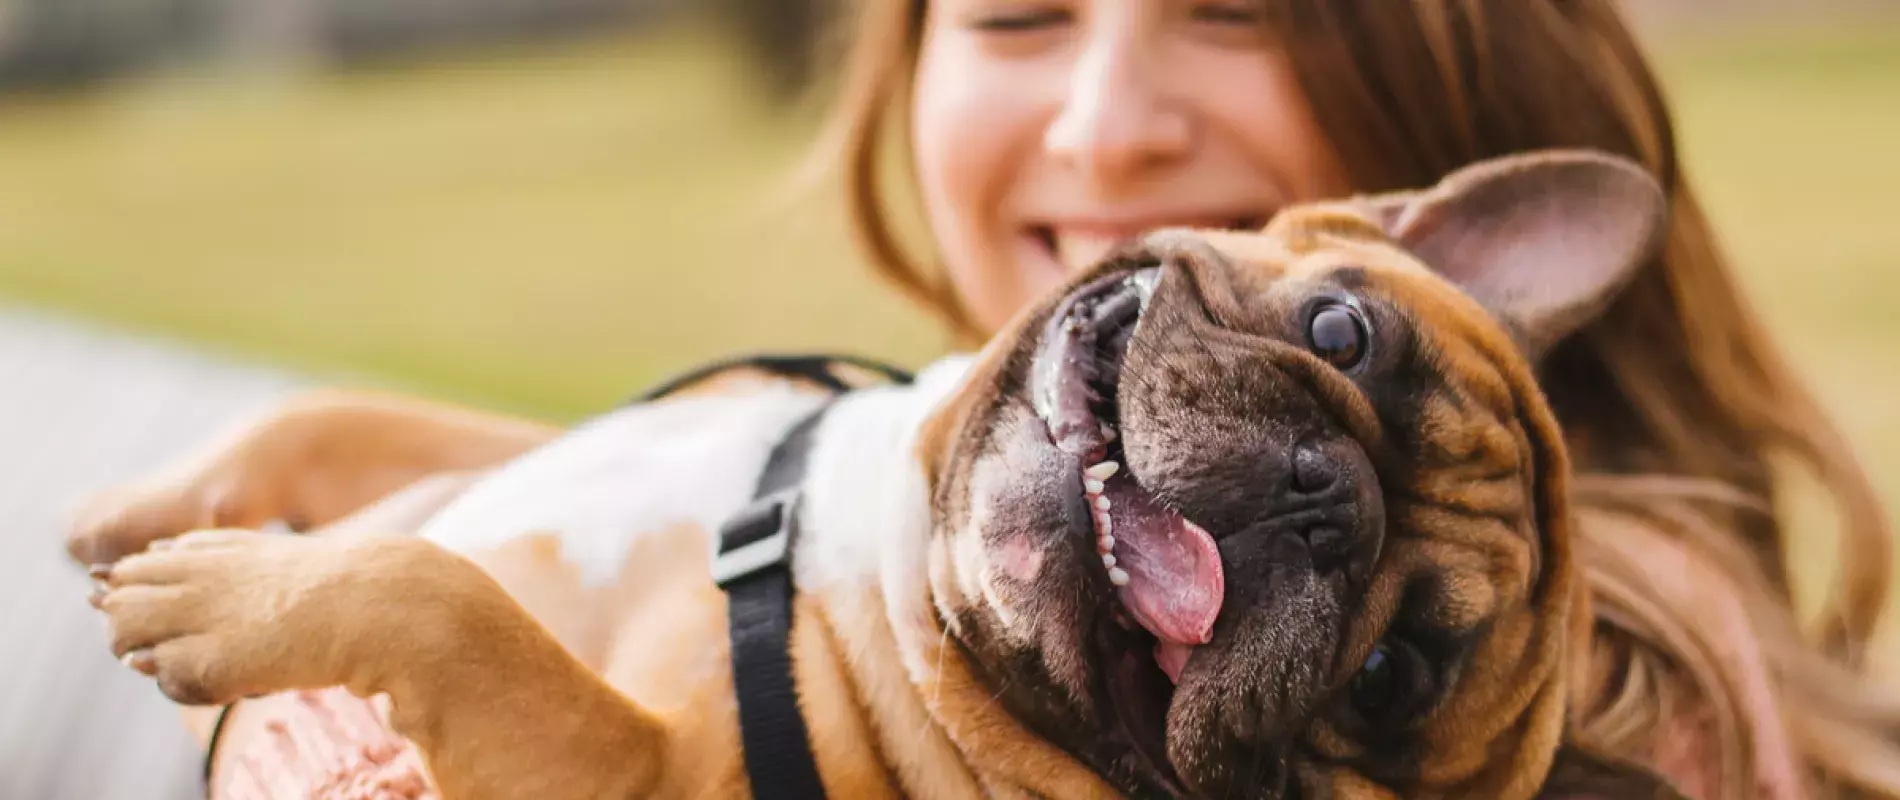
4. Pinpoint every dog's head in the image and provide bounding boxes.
[918,151,1683,798]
